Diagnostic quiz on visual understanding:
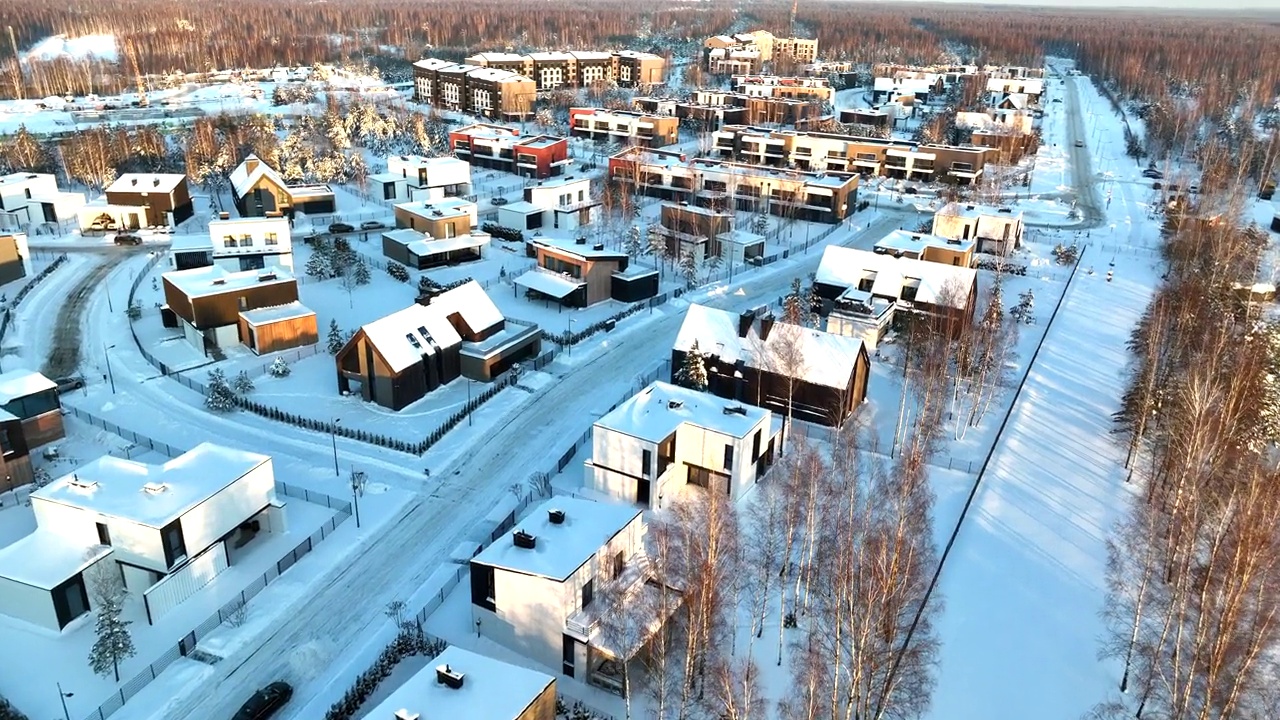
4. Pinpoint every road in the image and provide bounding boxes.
[151,209,911,720]
[41,251,143,378]
[1061,70,1106,230]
